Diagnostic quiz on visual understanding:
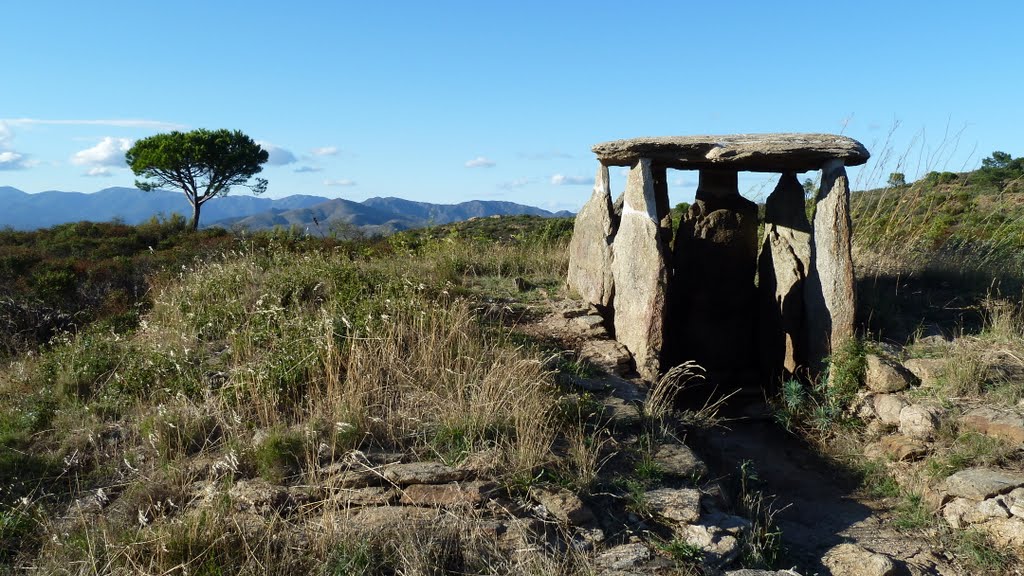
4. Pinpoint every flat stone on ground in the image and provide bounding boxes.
[644,487,701,524]
[653,442,709,480]
[960,406,1024,444]
[944,468,1024,500]
[381,462,468,486]
[592,133,869,172]
[821,543,899,576]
